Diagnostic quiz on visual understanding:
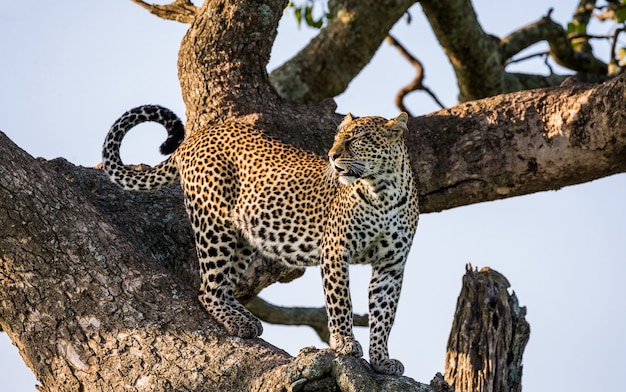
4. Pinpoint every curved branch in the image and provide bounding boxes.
[499,5,606,76]
[500,14,557,62]
[246,296,368,343]
[386,35,446,116]
[179,0,287,131]
[3,72,626,391]
[130,0,198,24]
[519,15,606,74]
[269,0,417,102]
